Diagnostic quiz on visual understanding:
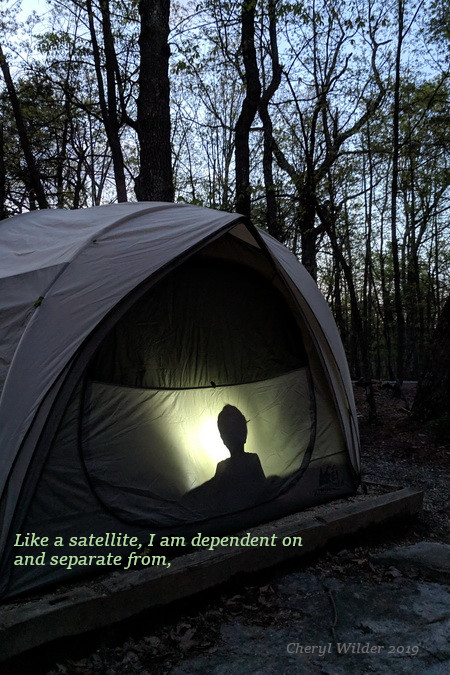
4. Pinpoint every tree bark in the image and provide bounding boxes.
[235,0,261,217]
[135,0,174,202]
